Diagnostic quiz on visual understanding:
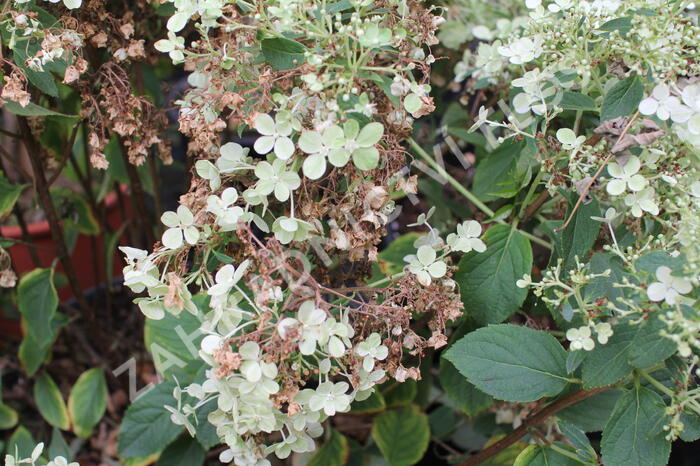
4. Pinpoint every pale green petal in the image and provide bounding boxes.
[352,147,379,170]
[162,228,183,249]
[356,122,384,147]
[303,153,327,180]
[254,114,276,135]
[299,131,323,154]
[328,148,351,167]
